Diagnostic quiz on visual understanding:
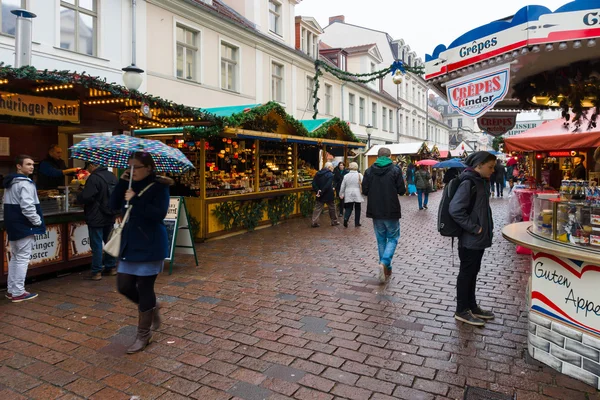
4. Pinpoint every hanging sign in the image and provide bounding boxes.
[164,197,198,274]
[446,64,511,118]
[3,224,63,273]
[477,112,517,137]
[67,221,92,260]
[0,92,79,123]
